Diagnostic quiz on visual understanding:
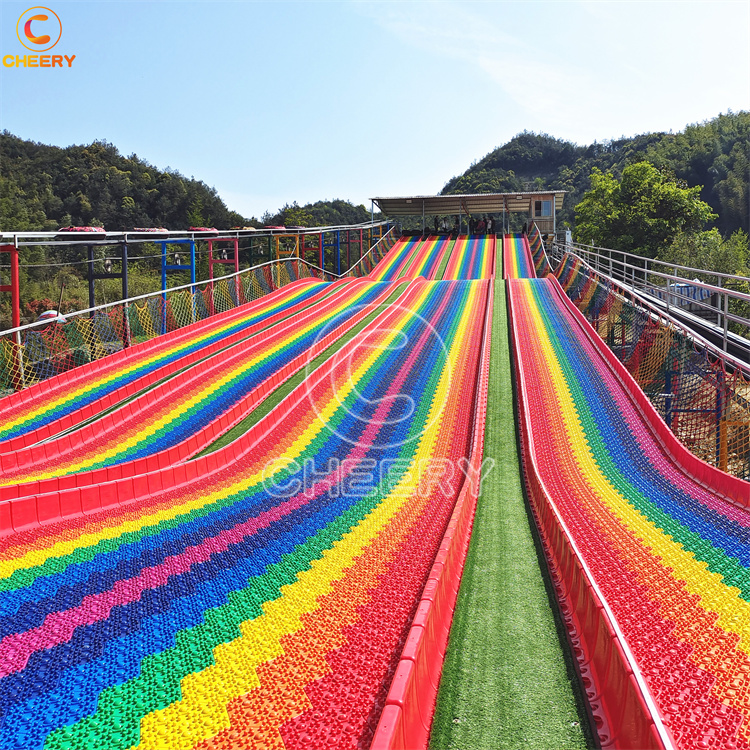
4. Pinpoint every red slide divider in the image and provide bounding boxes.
[0,281,426,538]
[370,279,494,750]
[0,278,334,453]
[507,278,673,750]
[547,276,749,508]
[0,281,408,502]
